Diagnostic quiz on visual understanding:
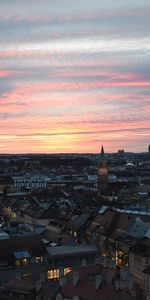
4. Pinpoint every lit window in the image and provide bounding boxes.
[47,269,59,279]
[15,260,20,266]
[36,256,43,264]
[64,268,72,275]
[22,273,31,277]
[15,258,30,266]
[22,258,29,266]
